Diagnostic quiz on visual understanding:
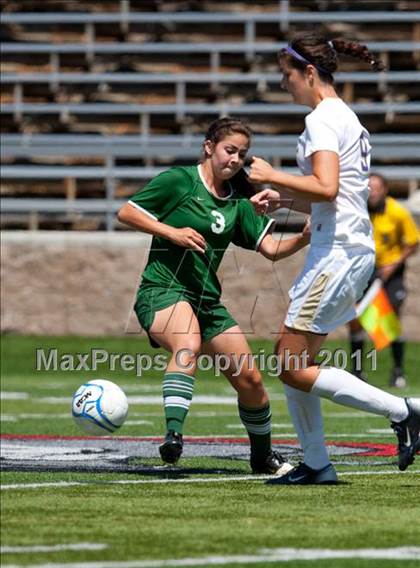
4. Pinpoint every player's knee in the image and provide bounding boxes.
[173,341,201,367]
[237,369,265,393]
